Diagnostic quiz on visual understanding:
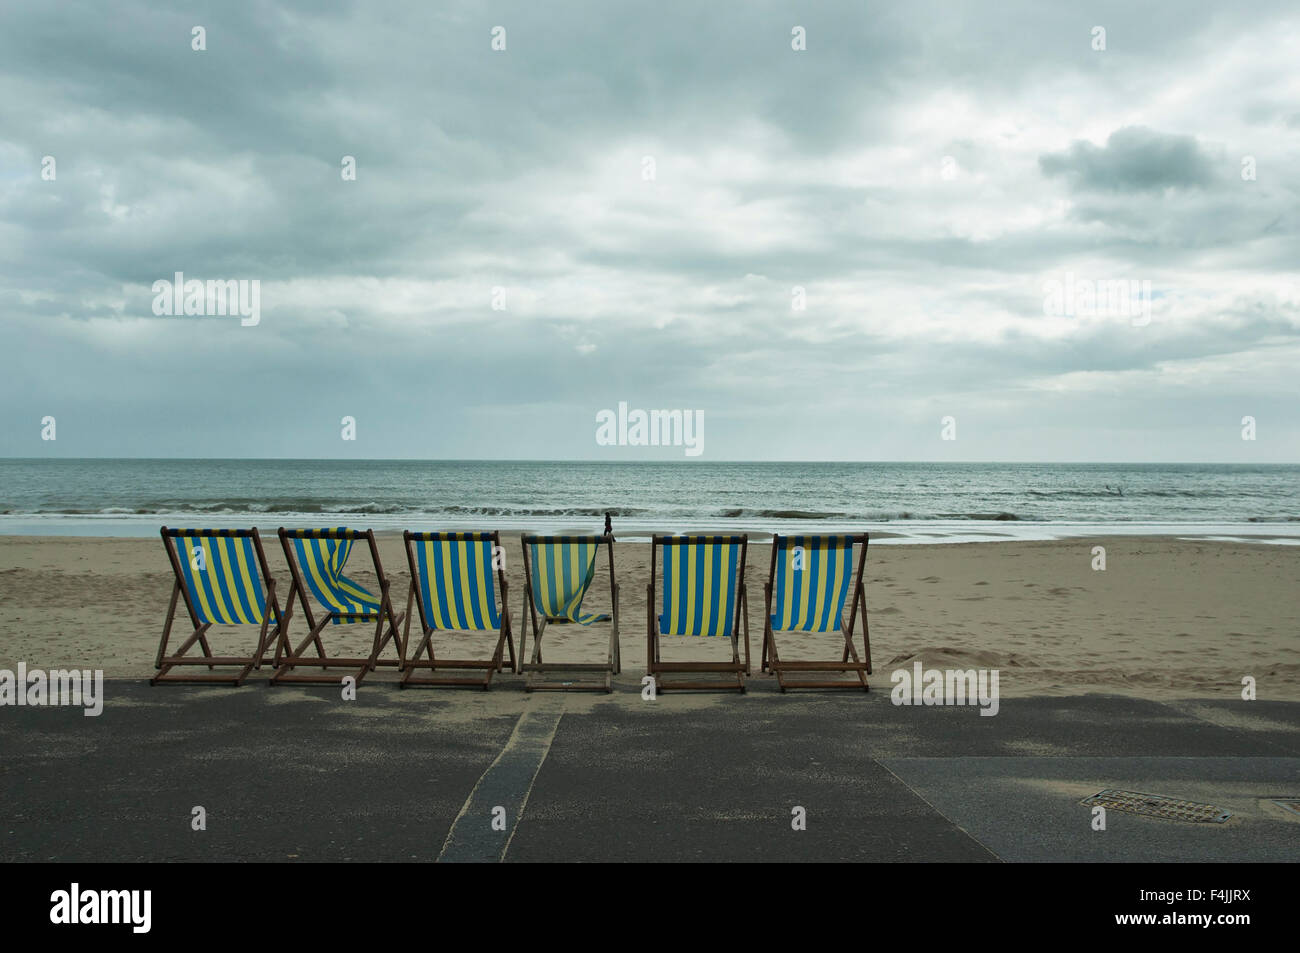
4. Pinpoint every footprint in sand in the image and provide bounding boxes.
[920,576,941,583]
